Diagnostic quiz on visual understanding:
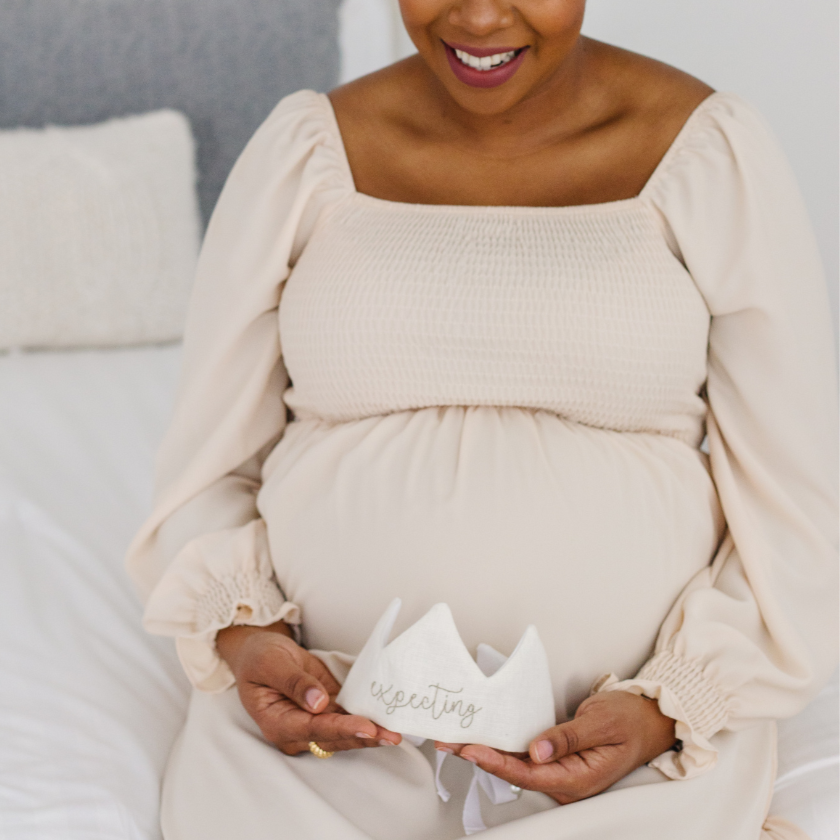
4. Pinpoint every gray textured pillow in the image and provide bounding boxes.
[0,0,341,225]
